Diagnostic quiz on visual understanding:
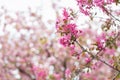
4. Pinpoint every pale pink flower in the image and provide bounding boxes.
[96,33,106,50]
[65,68,71,77]
[54,73,61,80]
[104,48,115,55]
